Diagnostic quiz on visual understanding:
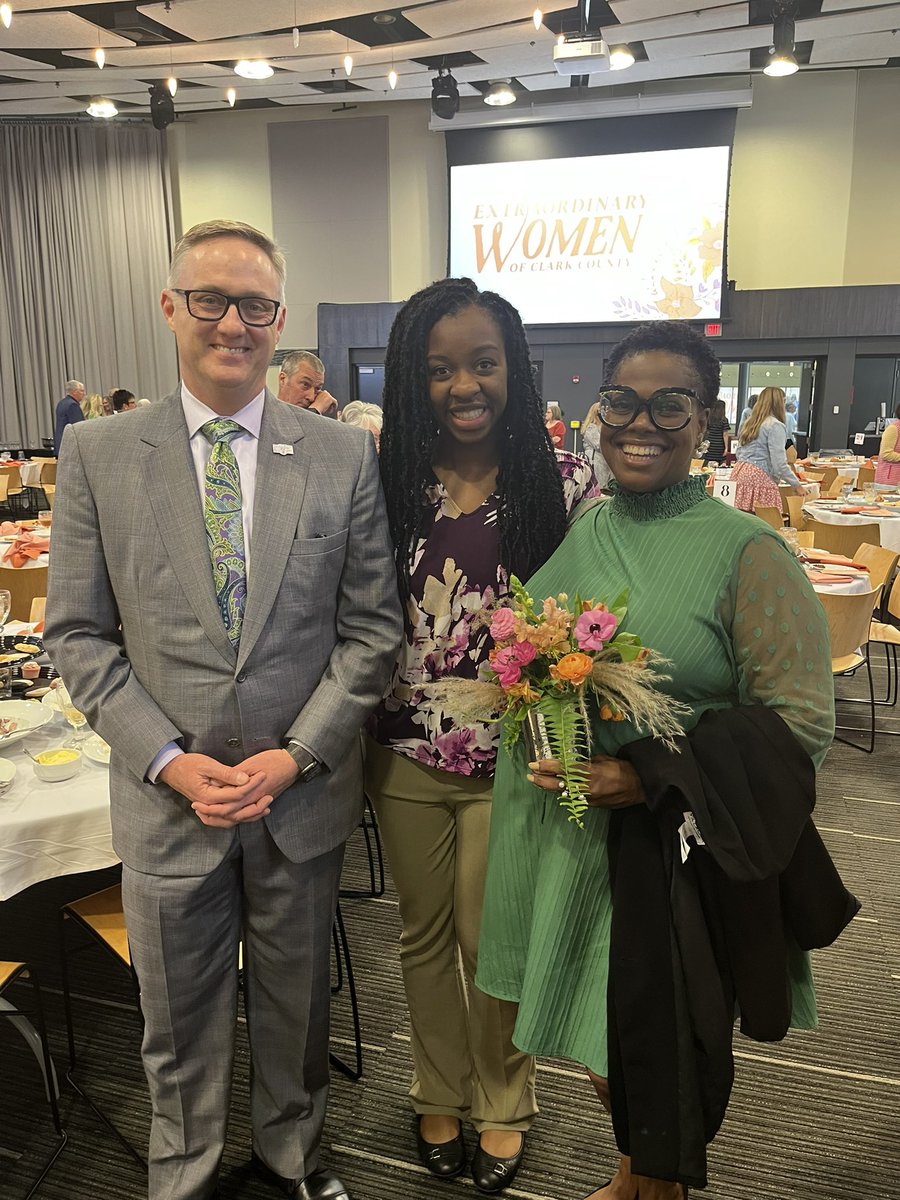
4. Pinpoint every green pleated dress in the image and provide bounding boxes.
[475,477,835,1077]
